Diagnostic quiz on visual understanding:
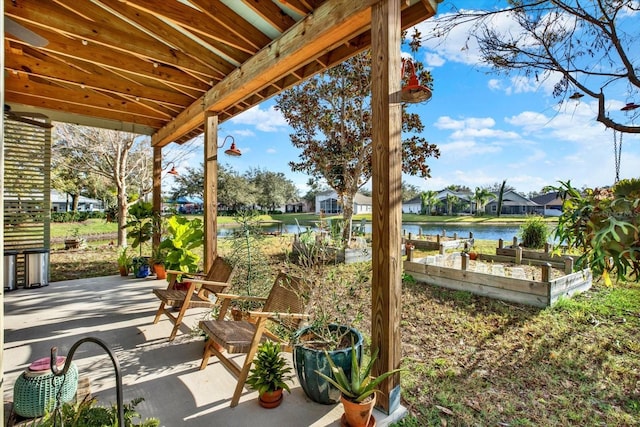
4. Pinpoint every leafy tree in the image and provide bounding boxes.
[402,183,422,202]
[445,193,459,215]
[218,166,257,210]
[420,190,439,215]
[246,168,298,212]
[55,125,152,246]
[277,35,440,244]
[171,164,204,200]
[473,187,493,215]
[431,1,640,134]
